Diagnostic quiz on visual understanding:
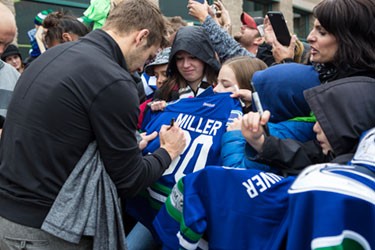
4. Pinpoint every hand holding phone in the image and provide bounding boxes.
[267,11,291,46]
